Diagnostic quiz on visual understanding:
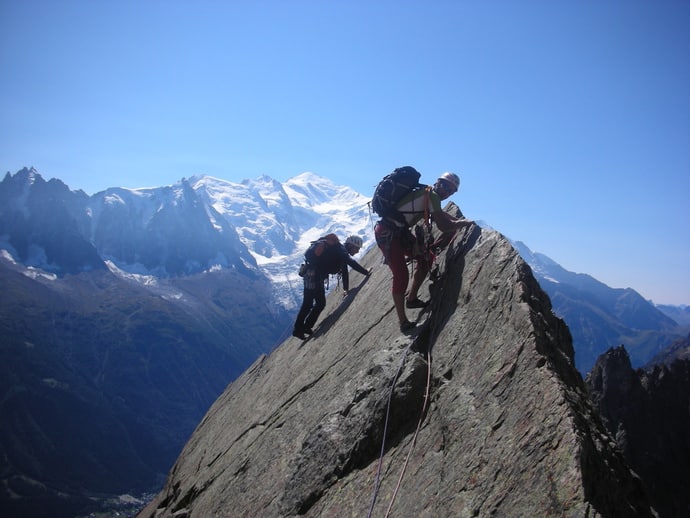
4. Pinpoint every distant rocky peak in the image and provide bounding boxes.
[1,168,36,210]
[0,169,102,274]
[10,166,39,184]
